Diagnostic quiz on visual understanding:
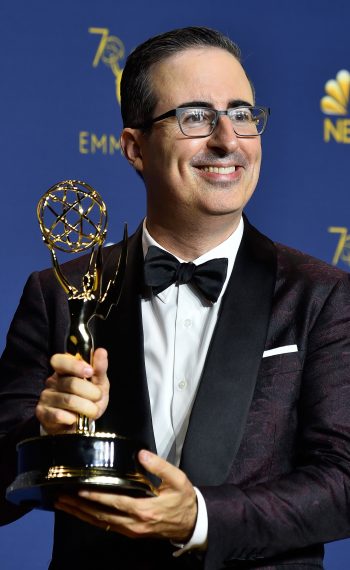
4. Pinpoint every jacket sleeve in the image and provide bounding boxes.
[0,270,68,524]
[200,274,350,569]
